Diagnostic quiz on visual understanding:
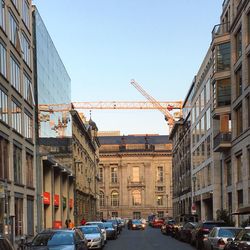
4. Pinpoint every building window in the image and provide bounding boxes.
[207,164,211,186]
[235,28,242,60]
[235,67,242,97]
[206,135,211,159]
[200,88,205,111]
[24,112,33,140]
[236,154,242,183]
[0,89,8,124]
[111,211,118,218]
[157,186,163,192]
[237,189,243,208]
[226,161,232,186]
[133,212,141,219]
[111,167,118,183]
[11,0,19,9]
[235,104,243,136]
[0,136,9,180]
[9,12,18,46]
[228,192,232,215]
[15,196,23,236]
[21,0,30,28]
[111,191,119,207]
[158,211,164,218]
[23,75,33,105]
[132,167,139,182]
[99,191,104,207]
[157,166,163,182]
[157,195,163,206]
[206,108,211,131]
[0,0,5,30]
[216,42,230,71]
[132,190,141,206]
[21,33,30,66]
[10,56,21,93]
[99,167,103,182]
[217,78,231,107]
[11,100,22,134]
[0,43,6,77]
[26,153,33,187]
[13,145,22,184]
[248,149,250,180]
[206,79,210,103]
